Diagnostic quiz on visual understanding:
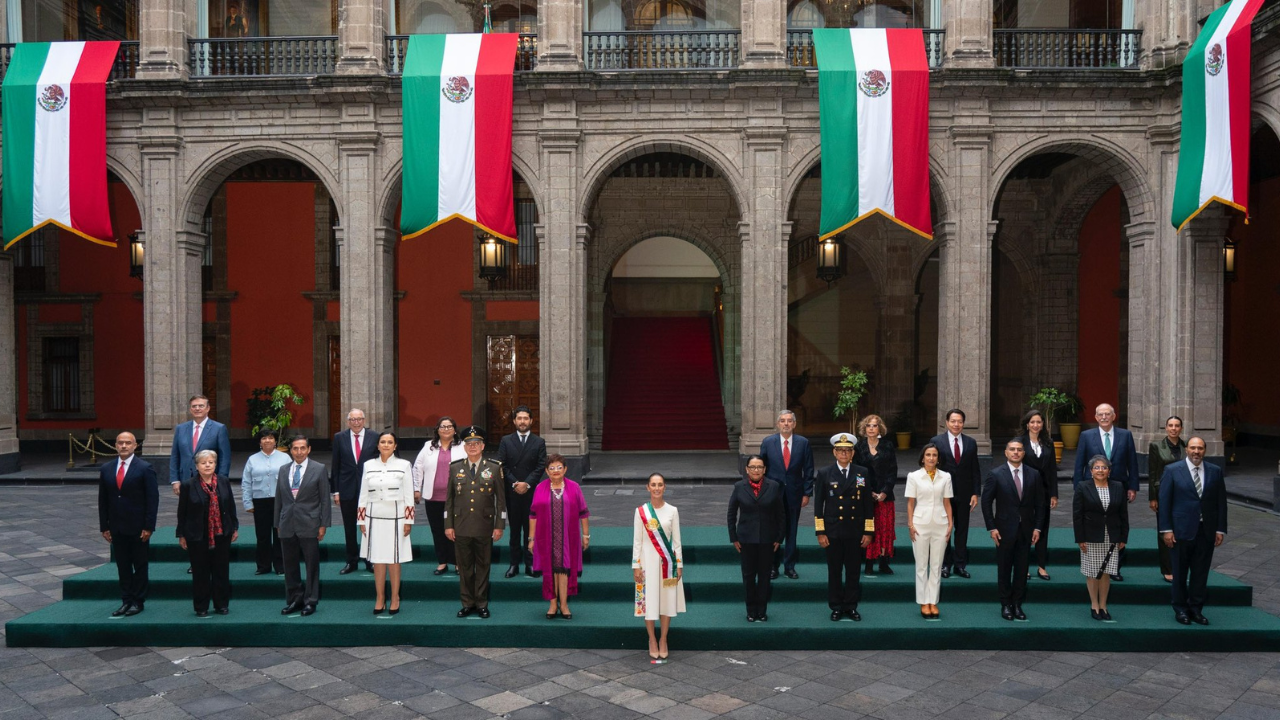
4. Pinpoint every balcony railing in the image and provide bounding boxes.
[0,41,138,82]
[787,29,945,69]
[384,33,537,75]
[584,30,740,70]
[188,36,338,77]
[993,29,1141,69]
[487,262,539,292]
